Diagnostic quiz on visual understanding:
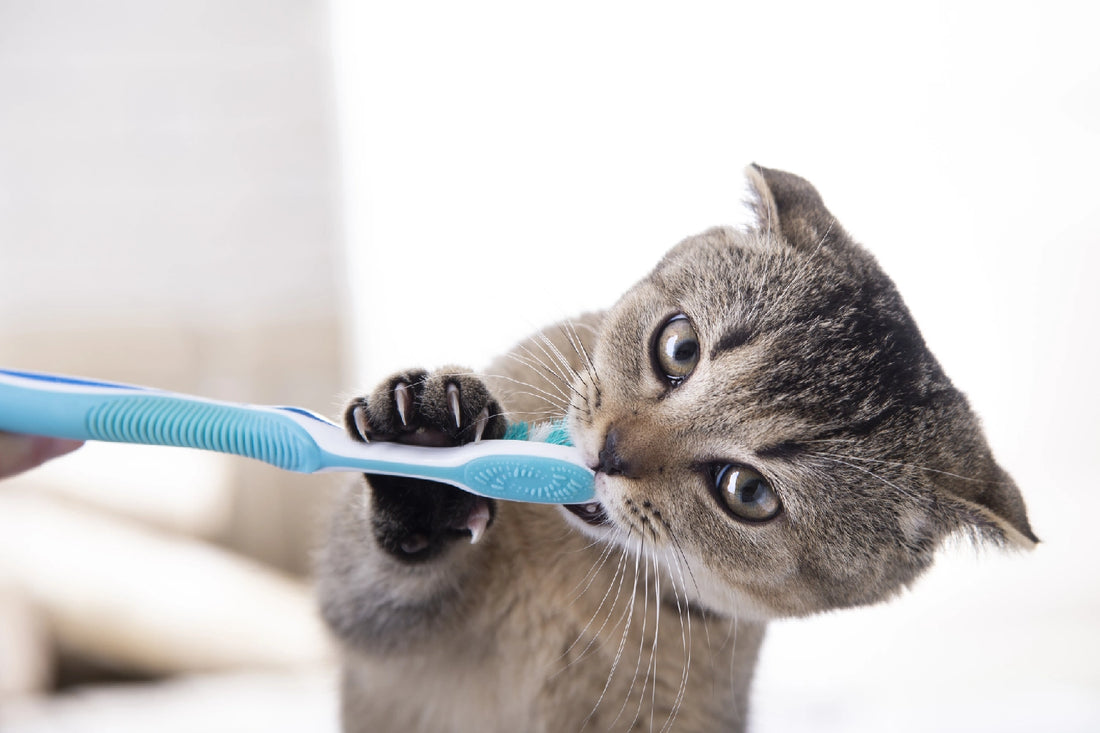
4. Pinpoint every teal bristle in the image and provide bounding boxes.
[543,422,572,446]
[503,419,572,446]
